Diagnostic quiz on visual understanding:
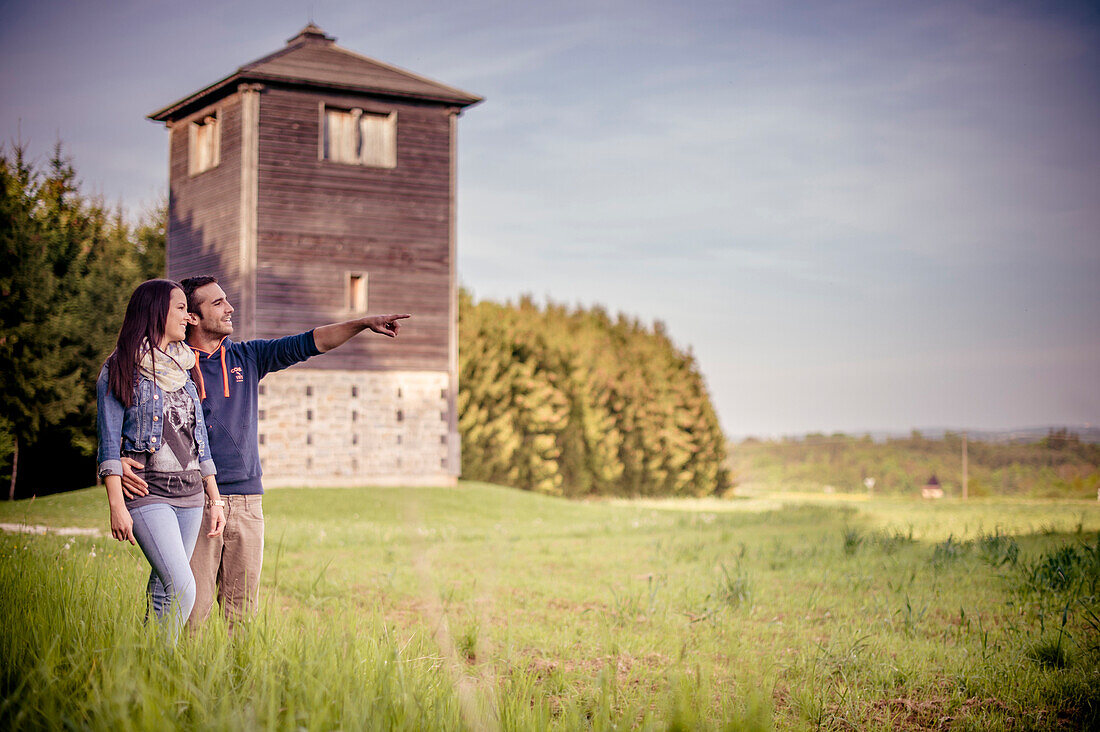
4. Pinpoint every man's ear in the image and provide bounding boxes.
[186,312,198,325]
